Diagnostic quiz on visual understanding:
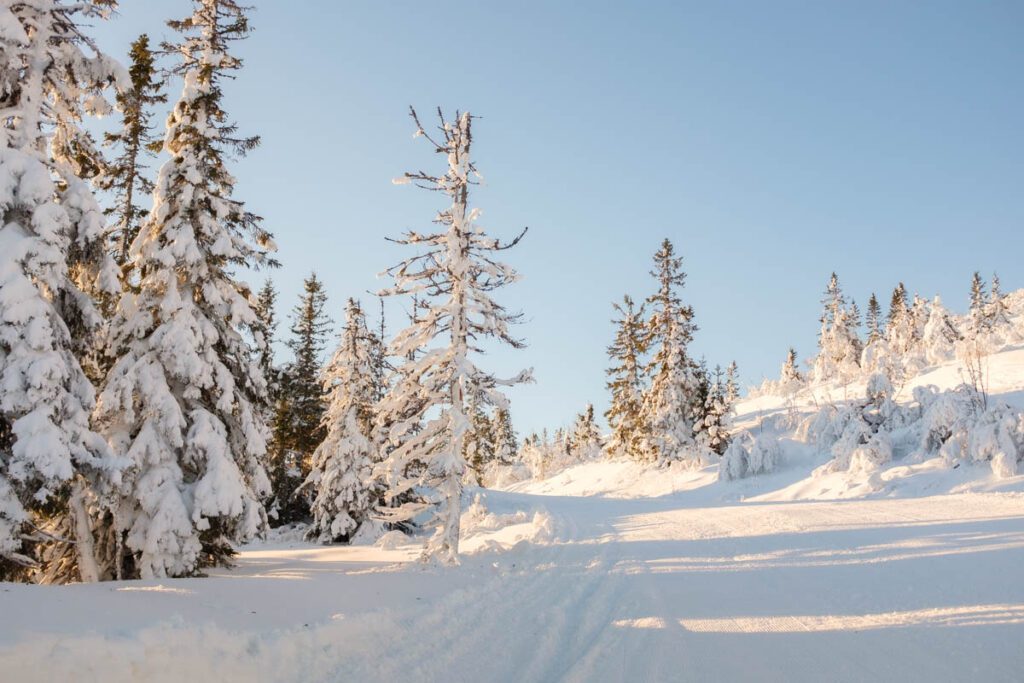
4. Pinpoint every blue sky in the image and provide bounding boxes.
[90,1,1024,435]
